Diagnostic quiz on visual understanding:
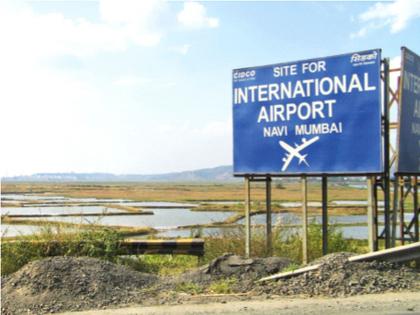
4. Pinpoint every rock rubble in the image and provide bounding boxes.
[1,253,419,314]
[257,253,420,297]
[1,256,157,314]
